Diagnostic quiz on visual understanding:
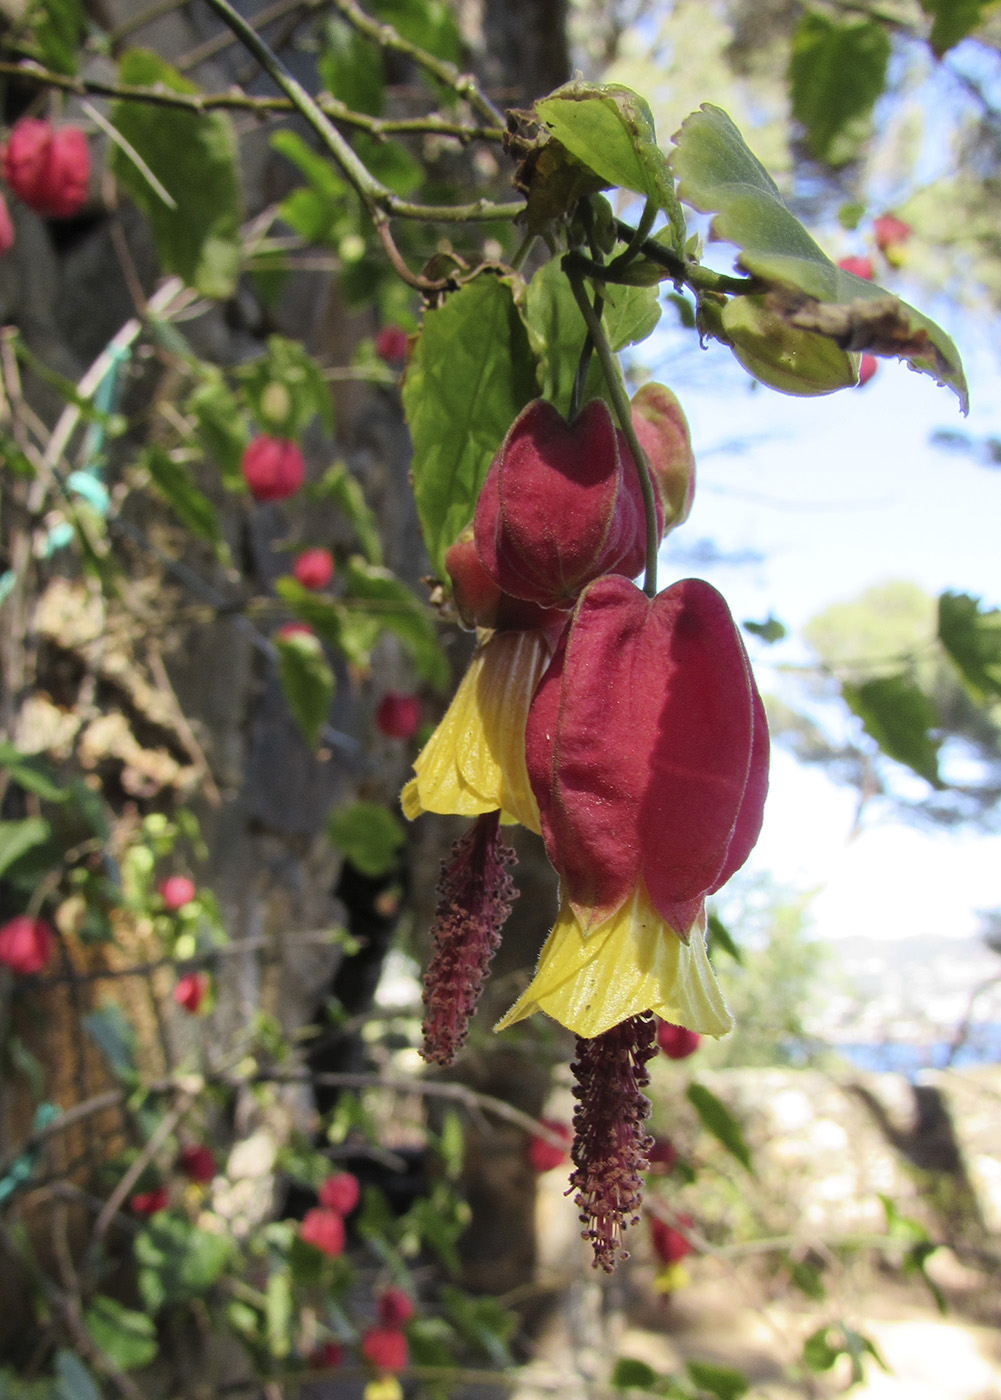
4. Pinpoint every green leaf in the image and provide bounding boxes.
[142,447,223,546]
[938,591,1001,702]
[706,911,743,965]
[186,372,249,489]
[789,1258,826,1301]
[789,12,890,165]
[53,1353,100,1400]
[0,747,66,802]
[136,1213,231,1312]
[265,1267,293,1360]
[344,557,448,689]
[0,818,51,879]
[440,1285,516,1368]
[275,631,335,749]
[721,294,857,396]
[535,84,686,253]
[110,51,242,298]
[610,1357,660,1391]
[371,0,462,64]
[686,1083,753,1172]
[686,1360,750,1400]
[742,615,786,644]
[802,1327,840,1372]
[670,104,968,412]
[842,673,942,786]
[327,800,405,877]
[525,255,660,414]
[402,274,538,580]
[920,0,991,57]
[84,1296,158,1371]
[24,0,85,75]
[315,464,382,564]
[319,17,385,116]
[83,1004,138,1081]
[235,334,334,437]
